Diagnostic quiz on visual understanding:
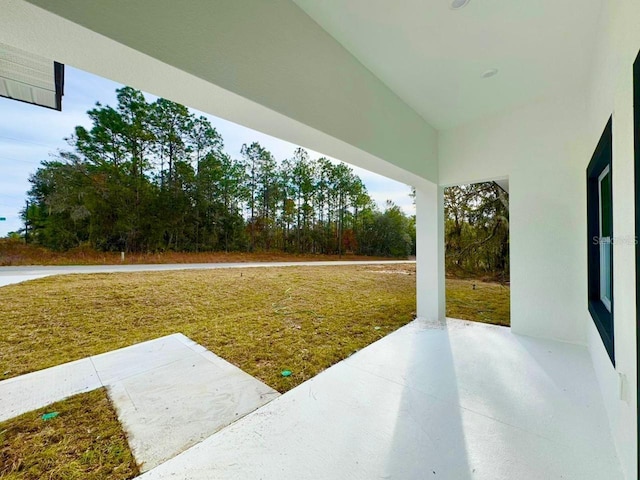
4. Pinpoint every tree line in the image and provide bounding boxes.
[24,87,415,257]
[444,182,509,279]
